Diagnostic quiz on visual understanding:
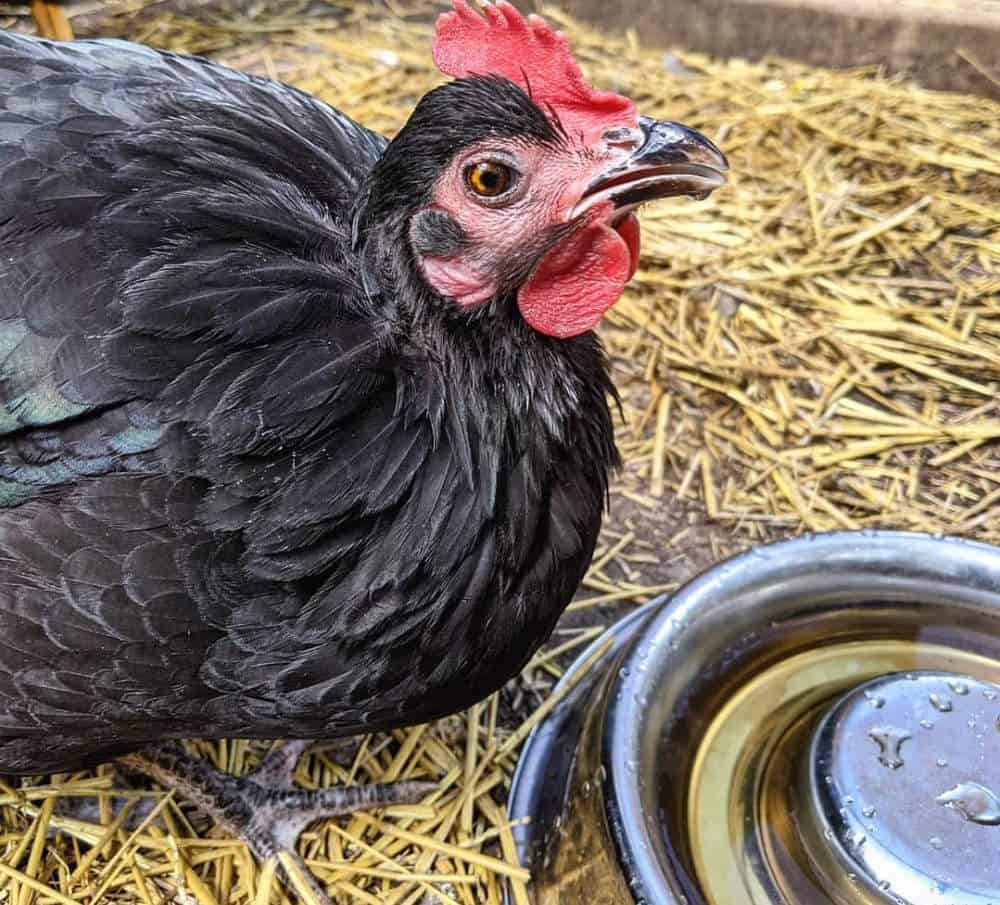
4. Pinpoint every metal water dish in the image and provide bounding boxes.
[507,531,1000,905]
